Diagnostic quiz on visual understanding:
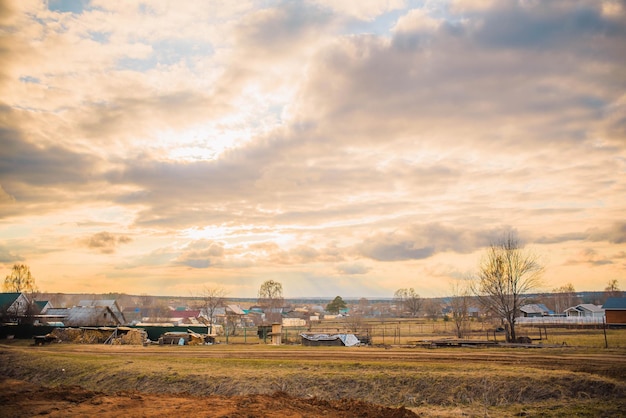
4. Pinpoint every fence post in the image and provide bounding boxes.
[603,317,608,349]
